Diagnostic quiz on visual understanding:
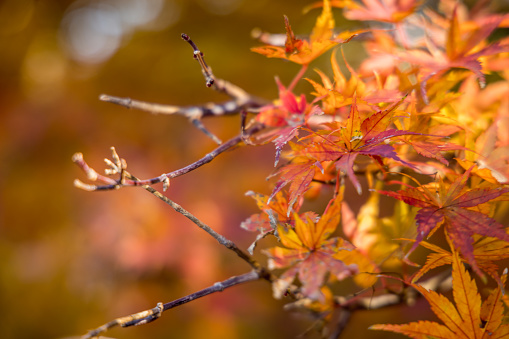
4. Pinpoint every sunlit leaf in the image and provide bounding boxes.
[372,248,509,338]
[251,0,359,65]
[379,166,509,277]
